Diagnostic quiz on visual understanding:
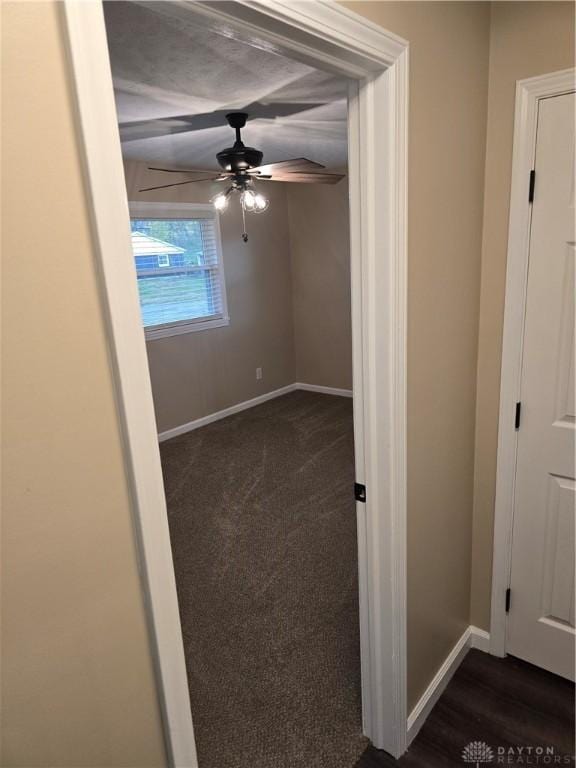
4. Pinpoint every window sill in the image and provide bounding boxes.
[145,316,230,341]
